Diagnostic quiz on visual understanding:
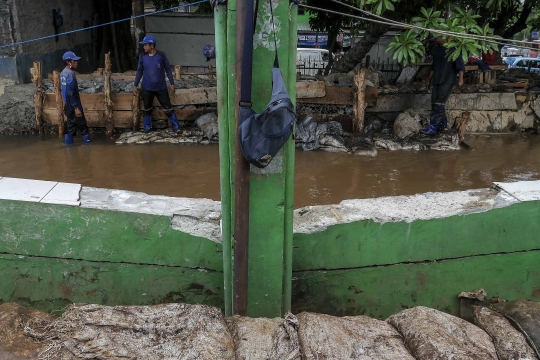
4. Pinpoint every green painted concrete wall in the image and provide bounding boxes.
[292,201,540,319]
[1,198,540,318]
[0,200,224,312]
